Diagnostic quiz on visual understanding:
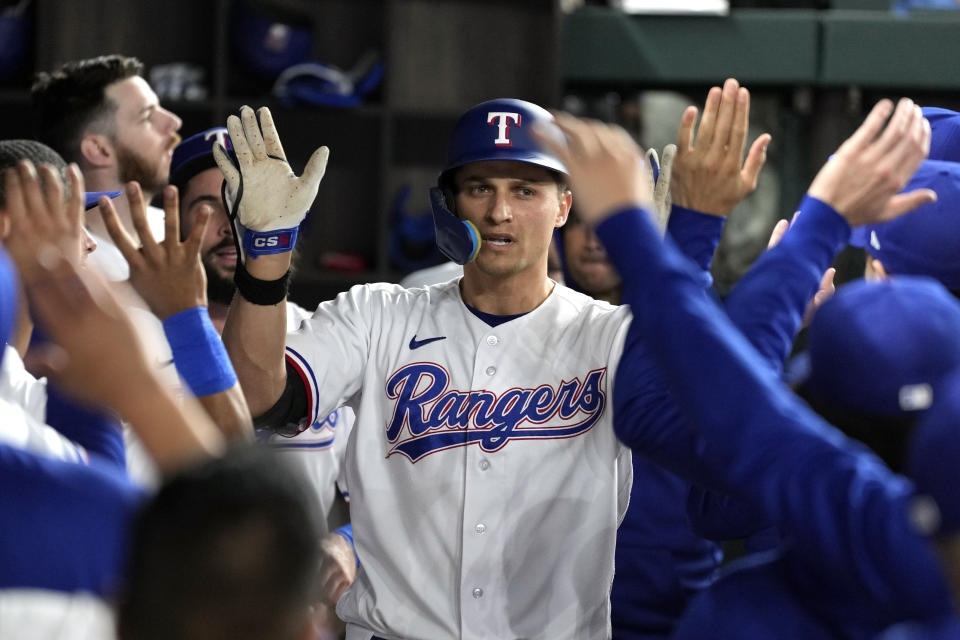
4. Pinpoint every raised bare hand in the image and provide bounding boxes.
[99,182,211,319]
[807,98,934,227]
[671,78,771,217]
